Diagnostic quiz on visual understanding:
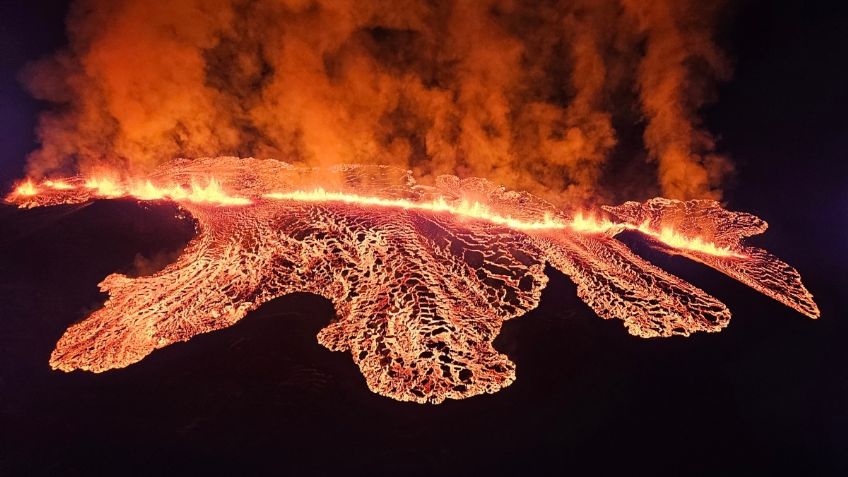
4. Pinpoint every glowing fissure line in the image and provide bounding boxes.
[86,177,251,205]
[633,223,746,258]
[12,177,252,205]
[264,188,745,258]
[265,188,566,231]
[9,178,743,258]
[125,179,252,206]
[571,212,744,258]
